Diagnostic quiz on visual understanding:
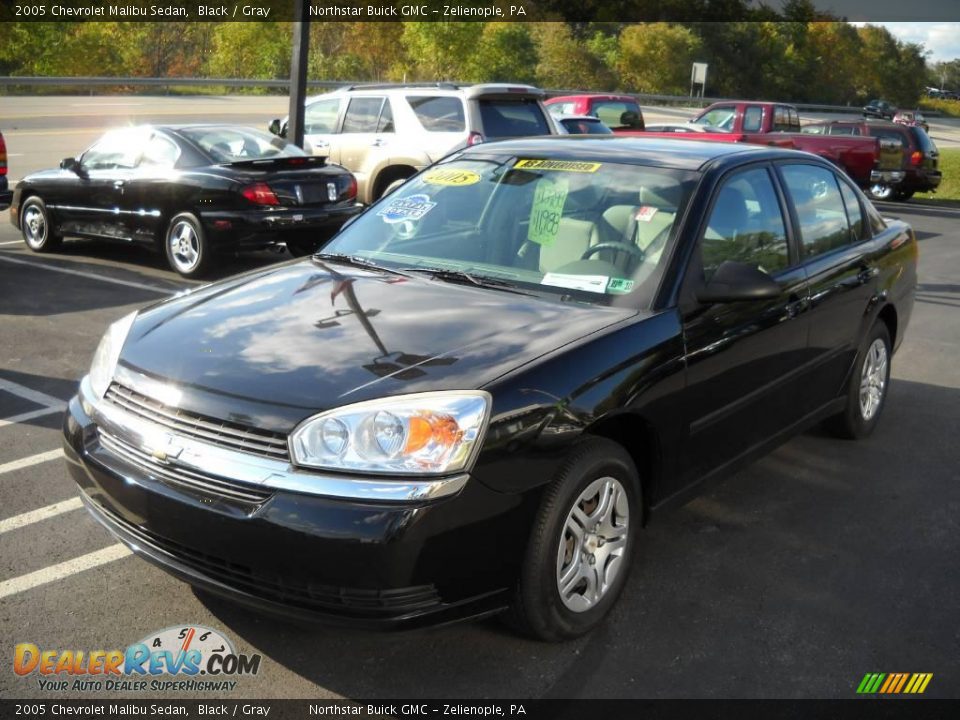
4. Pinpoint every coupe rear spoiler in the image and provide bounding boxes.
[226,156,327,170]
